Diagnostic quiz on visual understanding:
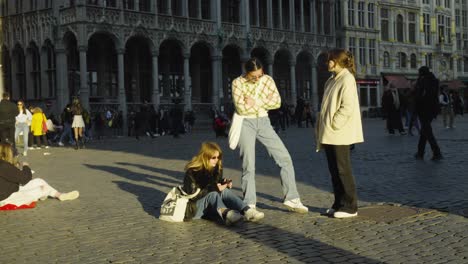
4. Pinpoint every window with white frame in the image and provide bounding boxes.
[358,1,365,27]
[369,39,376,65]
[396,14,404,42]
[409,13,416,43]
[348,1,355,26]
[410,54,417,69]
[463,10,467,27]
[445,0,450,8]
[368,3,375,29]
[381,8,389,41]
[457,33,462,49]
[396,52,407,68]
[349,37,356,57]
[456,9,460,27]
[424,13,431,45]
[438,15,445,43]
[383,52,390,68]
[445,17,451,44]
[359,38,366,66]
